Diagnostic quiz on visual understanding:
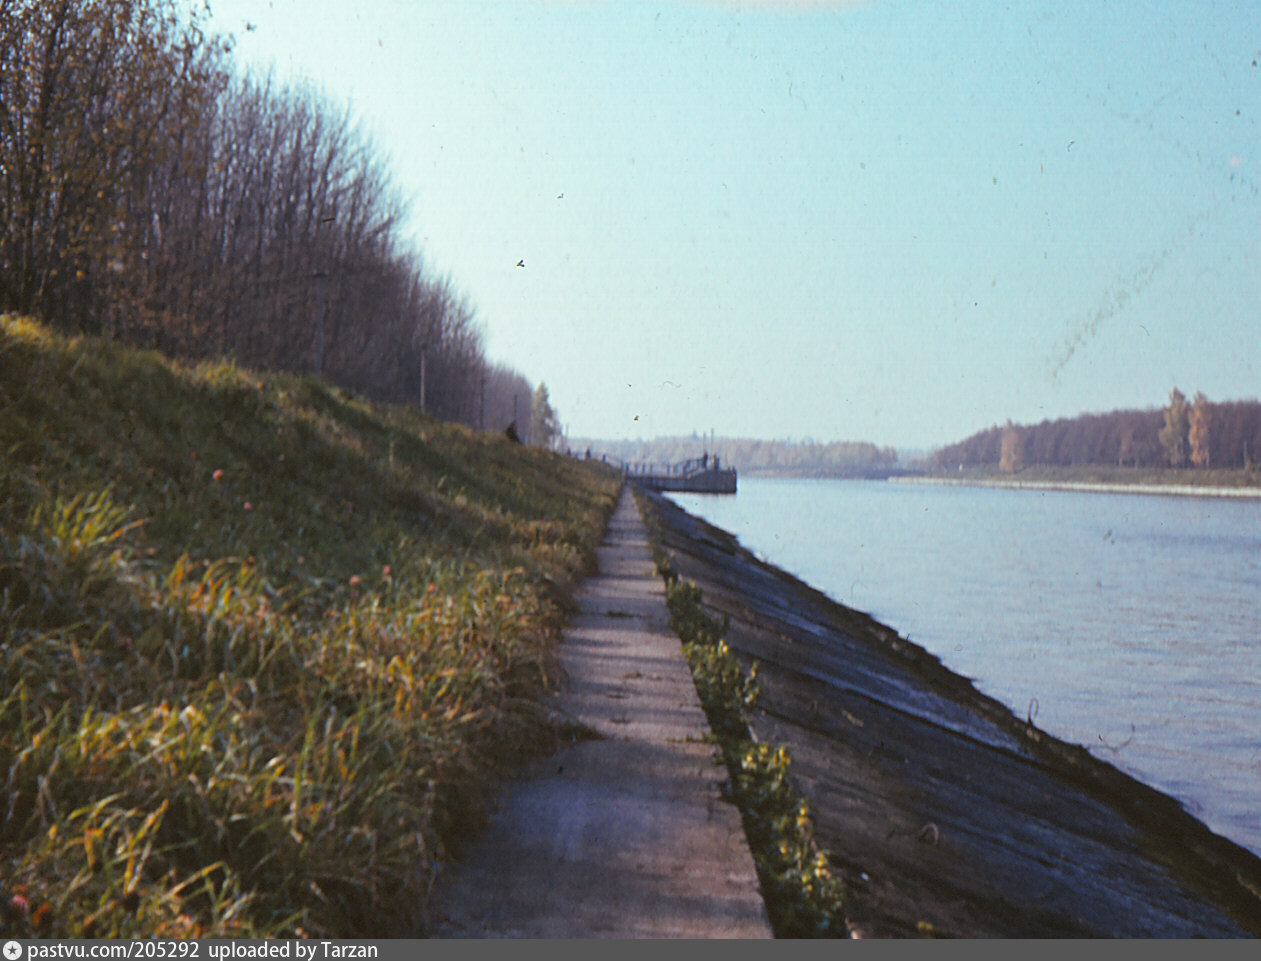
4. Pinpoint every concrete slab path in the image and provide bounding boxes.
[426,486,772,938]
